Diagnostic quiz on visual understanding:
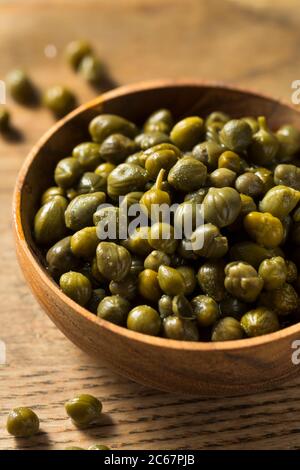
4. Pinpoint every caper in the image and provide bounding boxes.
[97,295,130,325]
[96,242,131,282]
[127,305,161,336]
[65,394,102,427]
[100,134,138,165]
[54,157,82,189]
[34,196,68,245]
[170,116,204,150]
[211,317,244,341]
[89,114,138,143]
[65,192,106,231]
[73,142,102,171]
[7,407,40,437]
[60,271,92,306]
[162,316,199,341]
[43,85,76,117]
[191,295,220,327]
